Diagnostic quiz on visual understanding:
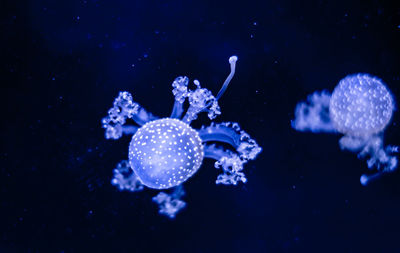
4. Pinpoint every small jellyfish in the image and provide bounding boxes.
[292,73,398,186]
[102,56,262,218]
